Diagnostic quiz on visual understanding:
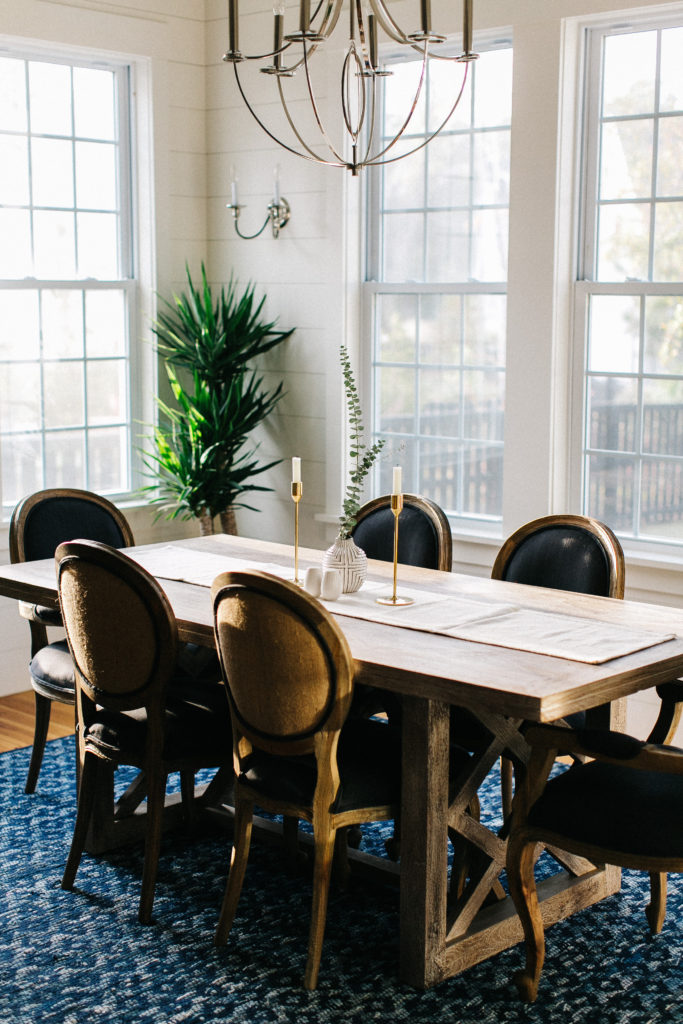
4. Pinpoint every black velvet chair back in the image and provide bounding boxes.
[492,514,624,599]
[352,494,452,572]
[11,488,133,563]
